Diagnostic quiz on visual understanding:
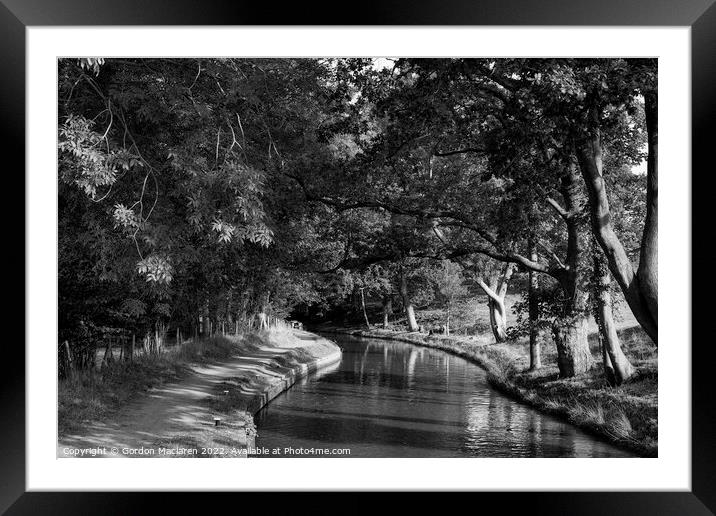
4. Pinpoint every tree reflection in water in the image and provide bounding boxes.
[254,334,632,458]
